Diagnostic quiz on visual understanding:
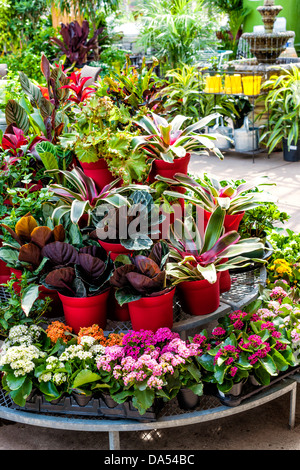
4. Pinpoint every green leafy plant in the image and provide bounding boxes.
[110,241,171,306]
[0,273,52,338]
[59,94,150,184]
[239,203,290,240]
[163,64,201,122]
[137,0,219,71]
[96,55,168,117]
[93,189,165,251]
[259,66,300,153]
